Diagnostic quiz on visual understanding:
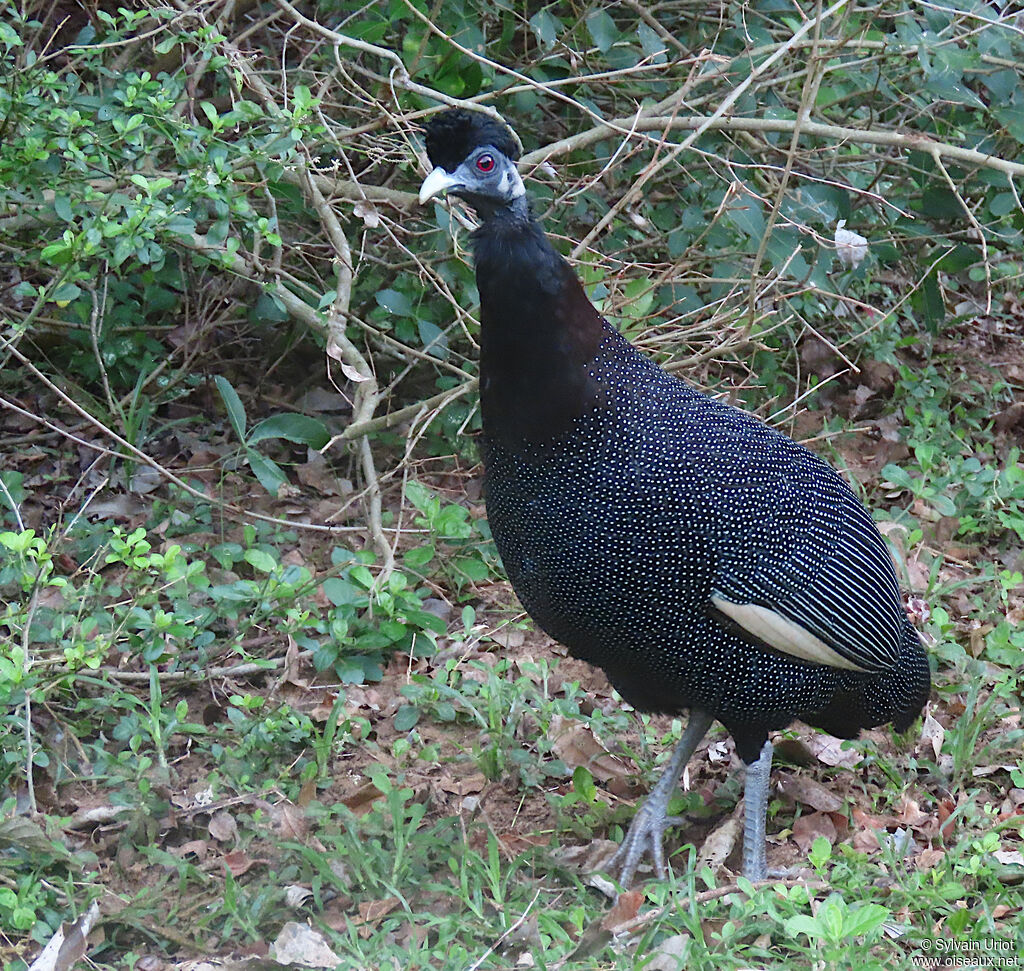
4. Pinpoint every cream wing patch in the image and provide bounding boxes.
[710,594,872,672]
